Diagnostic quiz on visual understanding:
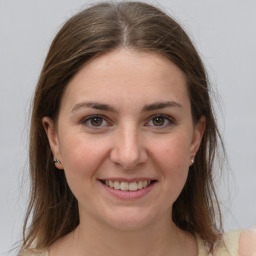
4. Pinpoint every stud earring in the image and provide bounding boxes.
[53,159,61,165]
[191,156,195,165]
